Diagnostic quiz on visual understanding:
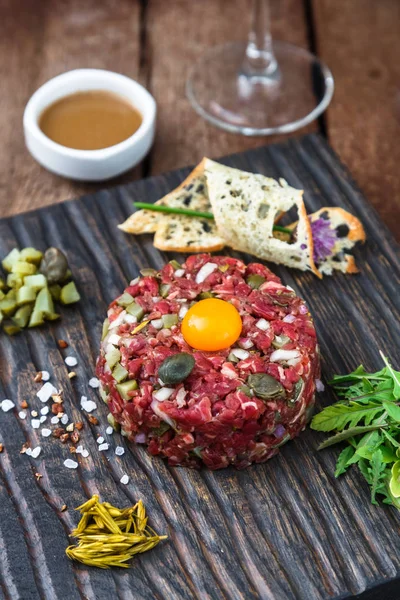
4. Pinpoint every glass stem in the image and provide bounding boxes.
[242,0,278,79]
